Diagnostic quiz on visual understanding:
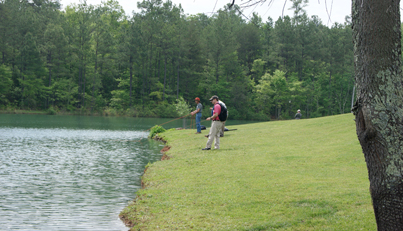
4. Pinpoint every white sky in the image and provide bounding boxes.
[61,0,352,25]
